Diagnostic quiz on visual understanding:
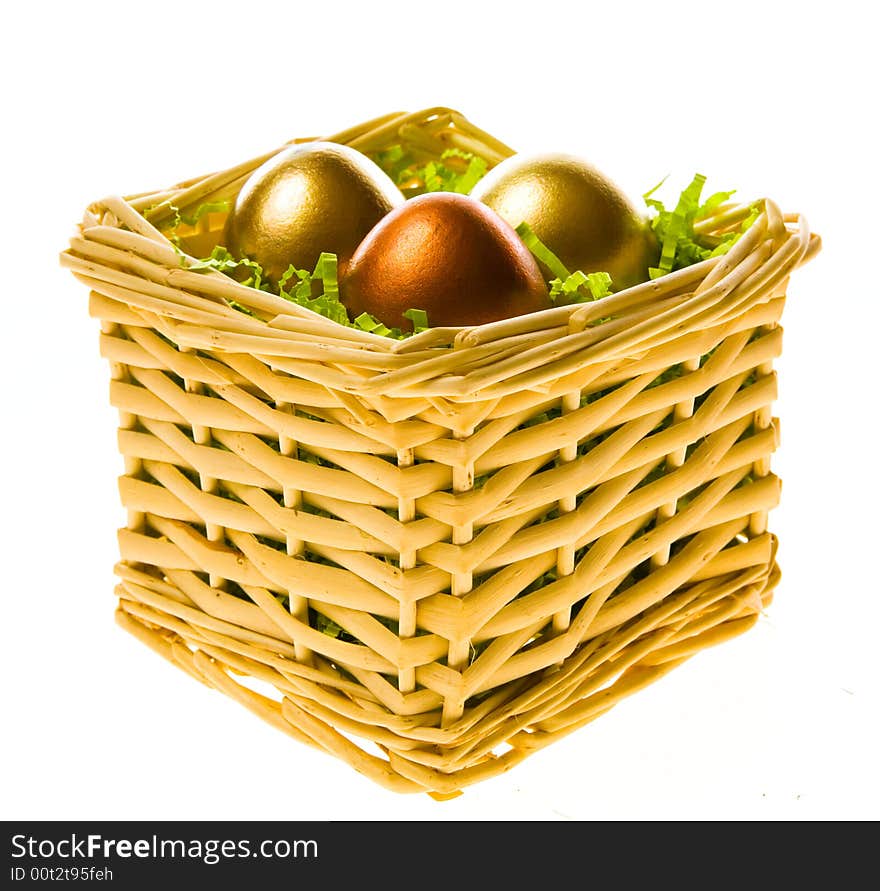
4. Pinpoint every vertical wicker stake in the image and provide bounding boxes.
[180,347,225,589]
[103,318,145,536]
[748,347,775,538]
[277,399,312,665]
[443,426,476,726]
[95,211,147,539]
[650,356,701,569]
[749,200,787,539]
[552,390,582,646]
[396,446,417,692]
